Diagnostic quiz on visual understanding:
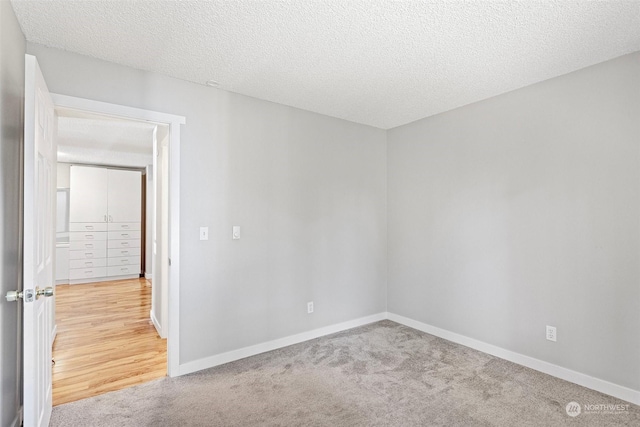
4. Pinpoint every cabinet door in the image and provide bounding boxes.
[107,169,142,223]
[69,166,108,223]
